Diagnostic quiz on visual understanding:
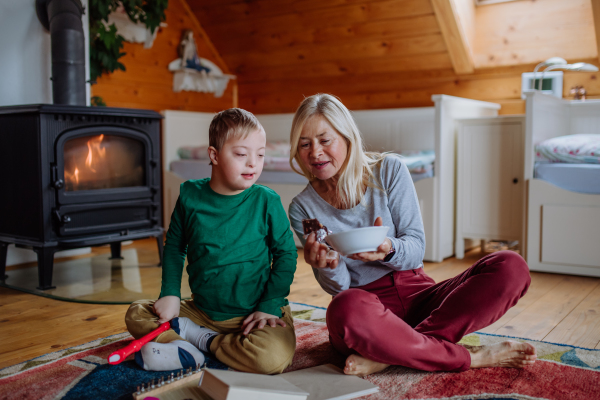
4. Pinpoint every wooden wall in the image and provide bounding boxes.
[473,0,597,68]
[188,0,599,115]
[93,0,599,115]
[91,0,235,113]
